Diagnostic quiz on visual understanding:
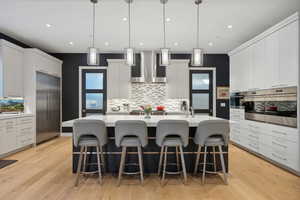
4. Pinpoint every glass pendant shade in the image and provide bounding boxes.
[87,47,99,66]
[192,48,203,66]
[124,48,135,66]
[160,48,170,66]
